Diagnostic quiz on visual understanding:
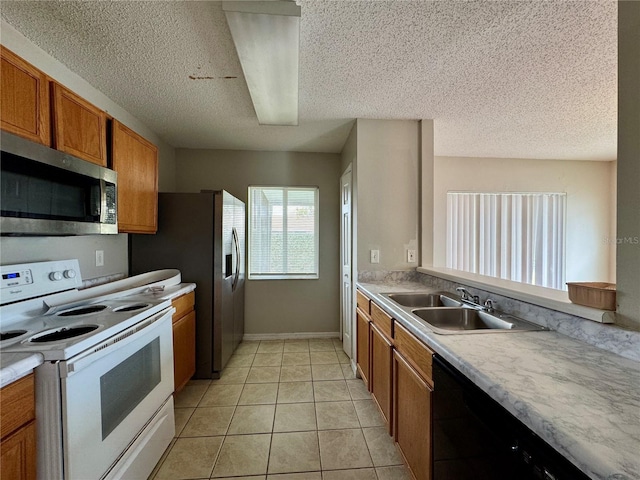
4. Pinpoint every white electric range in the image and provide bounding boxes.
[0,259,180,480]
